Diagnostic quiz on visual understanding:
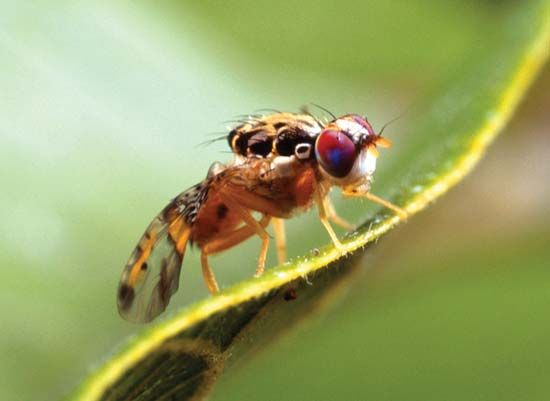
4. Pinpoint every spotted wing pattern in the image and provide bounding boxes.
[117,182,209,323]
